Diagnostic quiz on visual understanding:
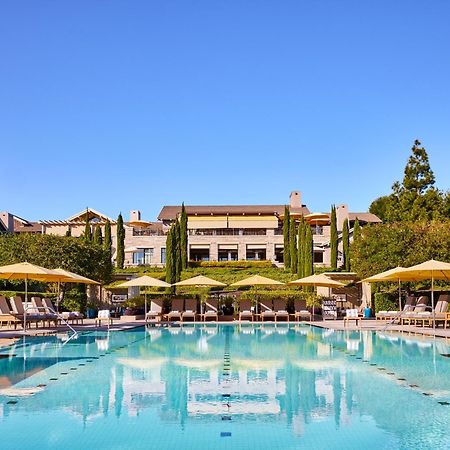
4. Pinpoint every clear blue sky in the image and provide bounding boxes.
[2,0,450,222]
